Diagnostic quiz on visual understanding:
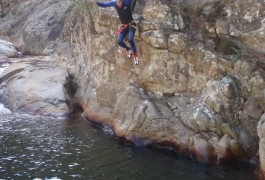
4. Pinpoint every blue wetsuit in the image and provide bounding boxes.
[96,0,137,53]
